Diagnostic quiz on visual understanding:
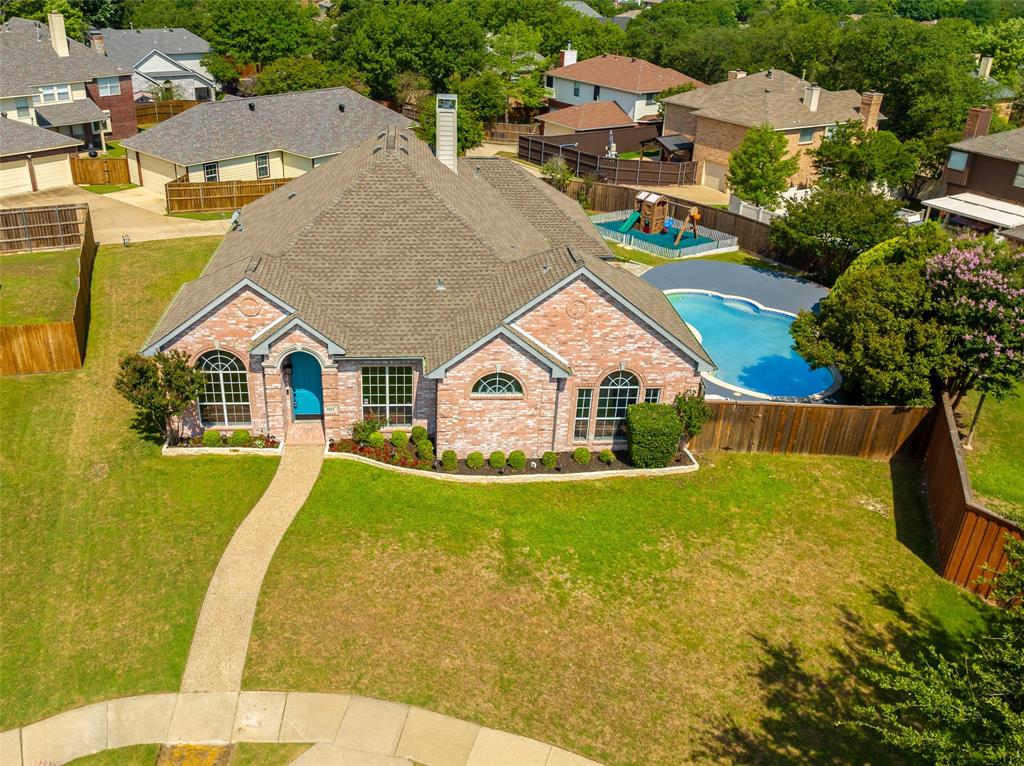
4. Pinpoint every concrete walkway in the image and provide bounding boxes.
[0,692,600,766]
[180,444,324,692]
